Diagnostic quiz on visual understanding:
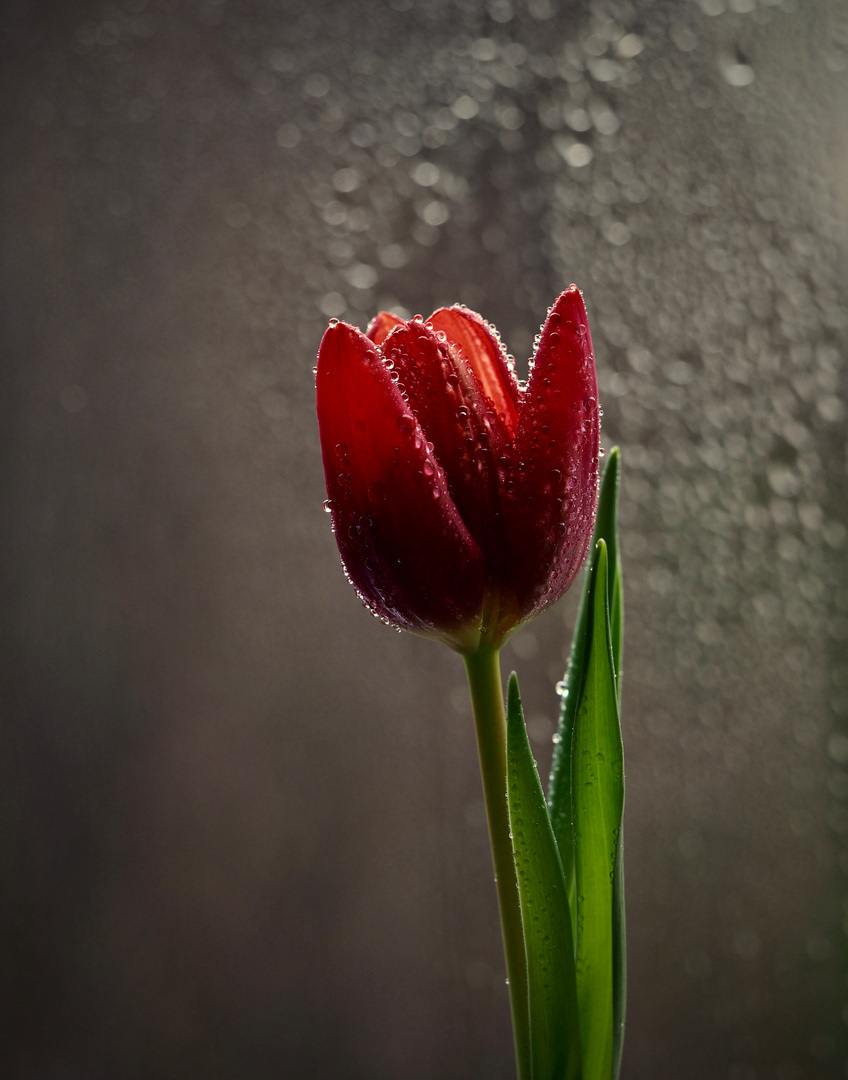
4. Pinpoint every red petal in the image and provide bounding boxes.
[501,286,600,622]
[381,320,510,561]
[366,311,405,346]
[316,322,484,643]
[428,306,520,436]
